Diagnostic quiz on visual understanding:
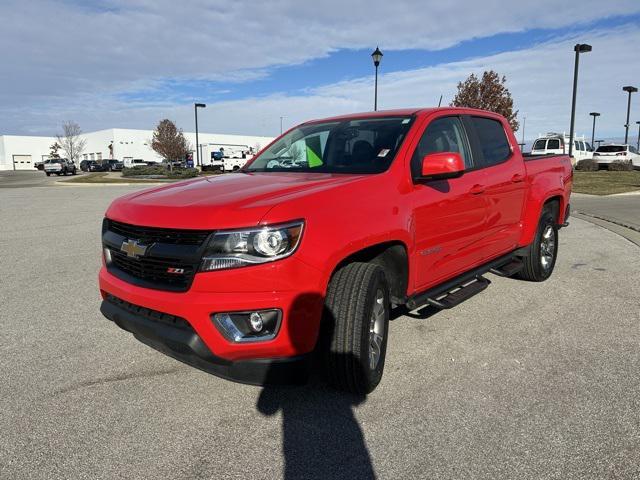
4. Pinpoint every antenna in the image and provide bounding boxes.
[438,95,443,107]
